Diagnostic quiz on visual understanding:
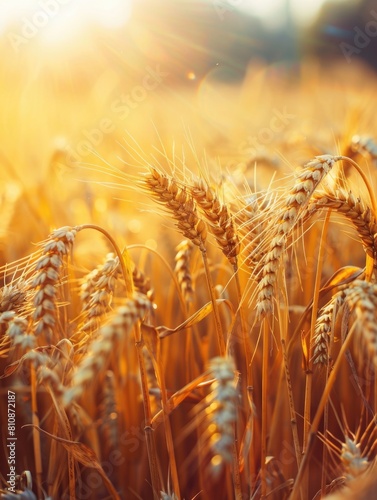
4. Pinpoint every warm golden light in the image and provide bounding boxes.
[1,2,377,497]
[1,0,133,51]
